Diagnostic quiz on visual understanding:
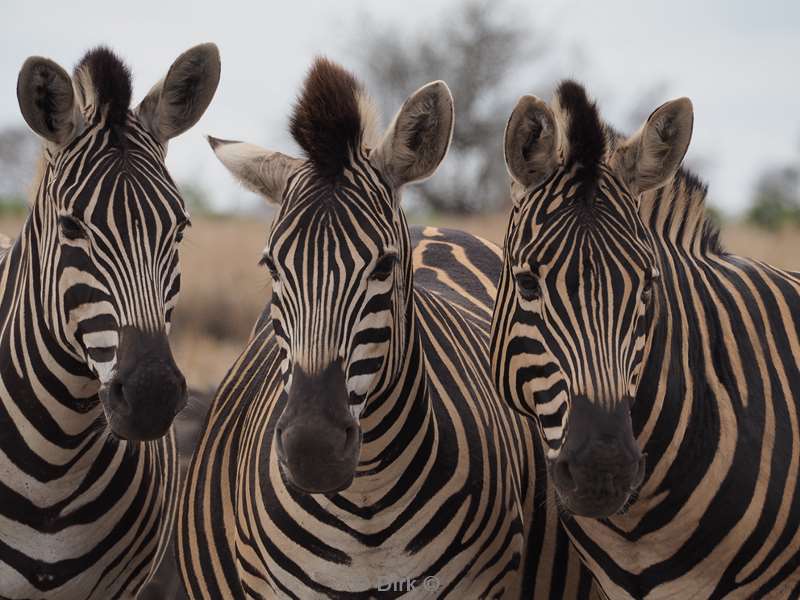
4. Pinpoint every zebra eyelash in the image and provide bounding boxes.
[641,268,661,302]
[175,220,191,243]
[370,253,397,281]
[58,215,86,241]
[259,255,279,278]
[514,270,541,302]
